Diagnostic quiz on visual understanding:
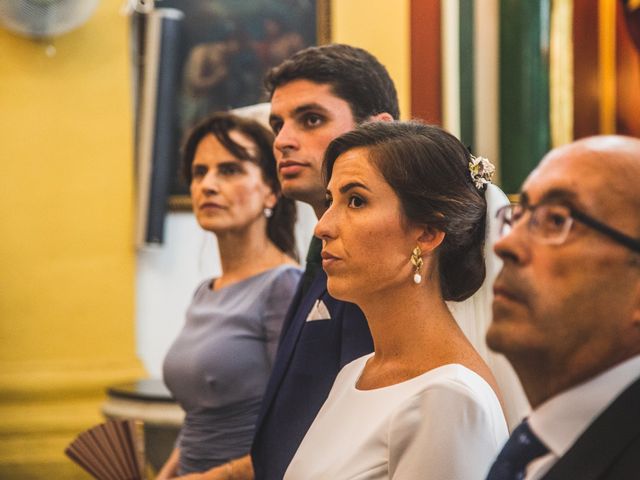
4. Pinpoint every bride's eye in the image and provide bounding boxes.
[348,195,365,208]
